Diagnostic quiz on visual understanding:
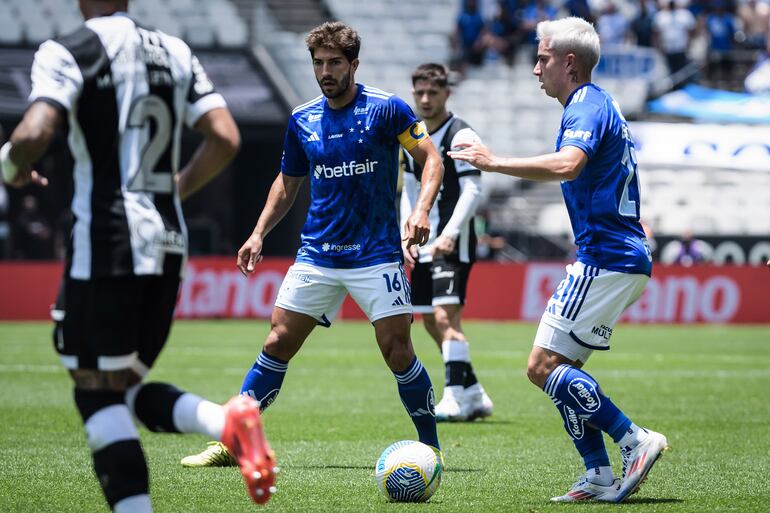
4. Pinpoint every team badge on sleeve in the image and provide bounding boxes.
[398,121,428,151]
